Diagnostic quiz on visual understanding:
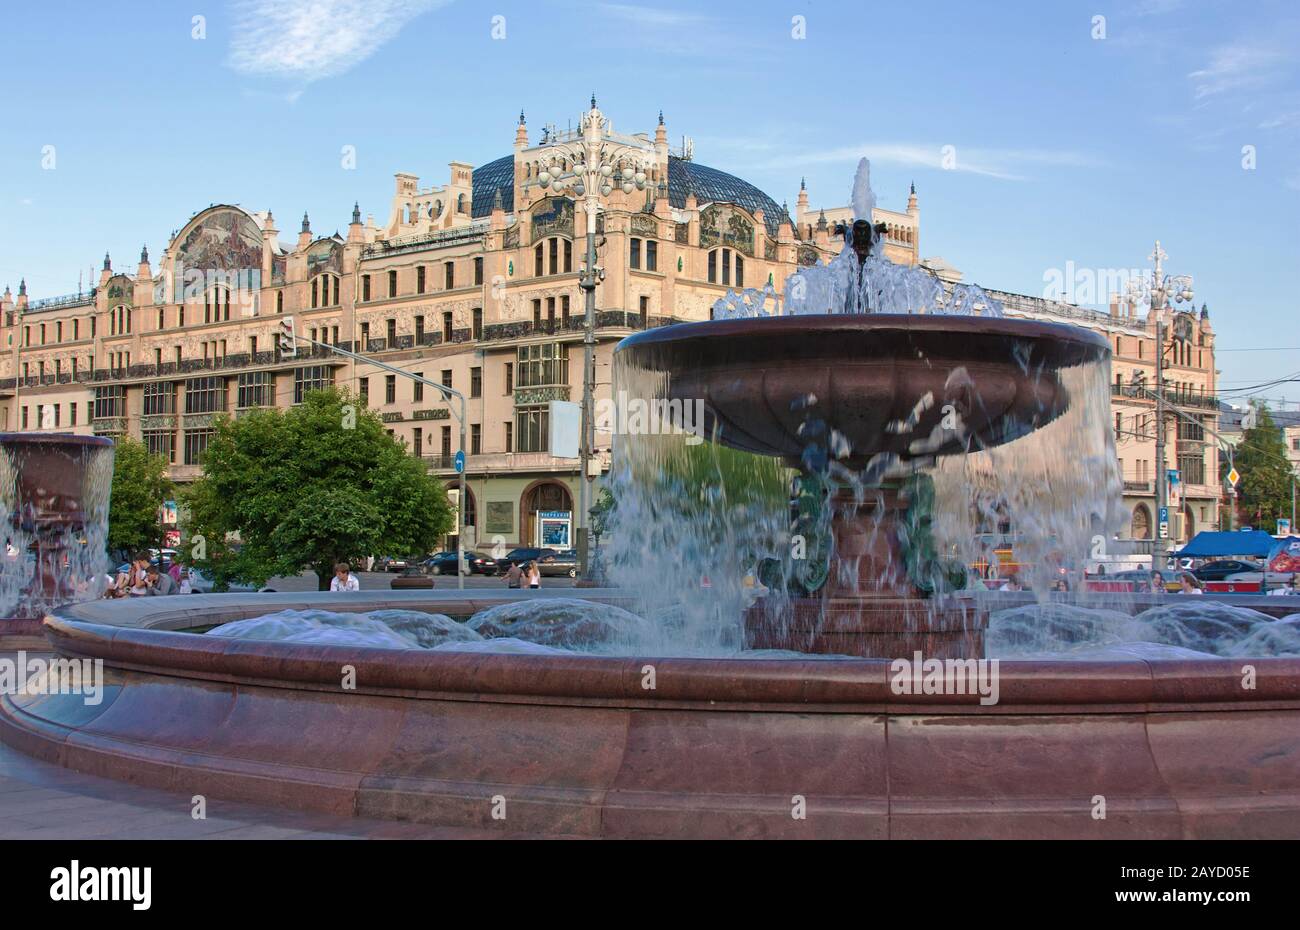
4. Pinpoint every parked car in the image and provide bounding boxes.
[390,566,434,589]
[185,570,260,594]
[1193,560,1264,582]
[498,547,558,571]
[425,551,498,575]
[379,555,423,573]
[537,550,578,578]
